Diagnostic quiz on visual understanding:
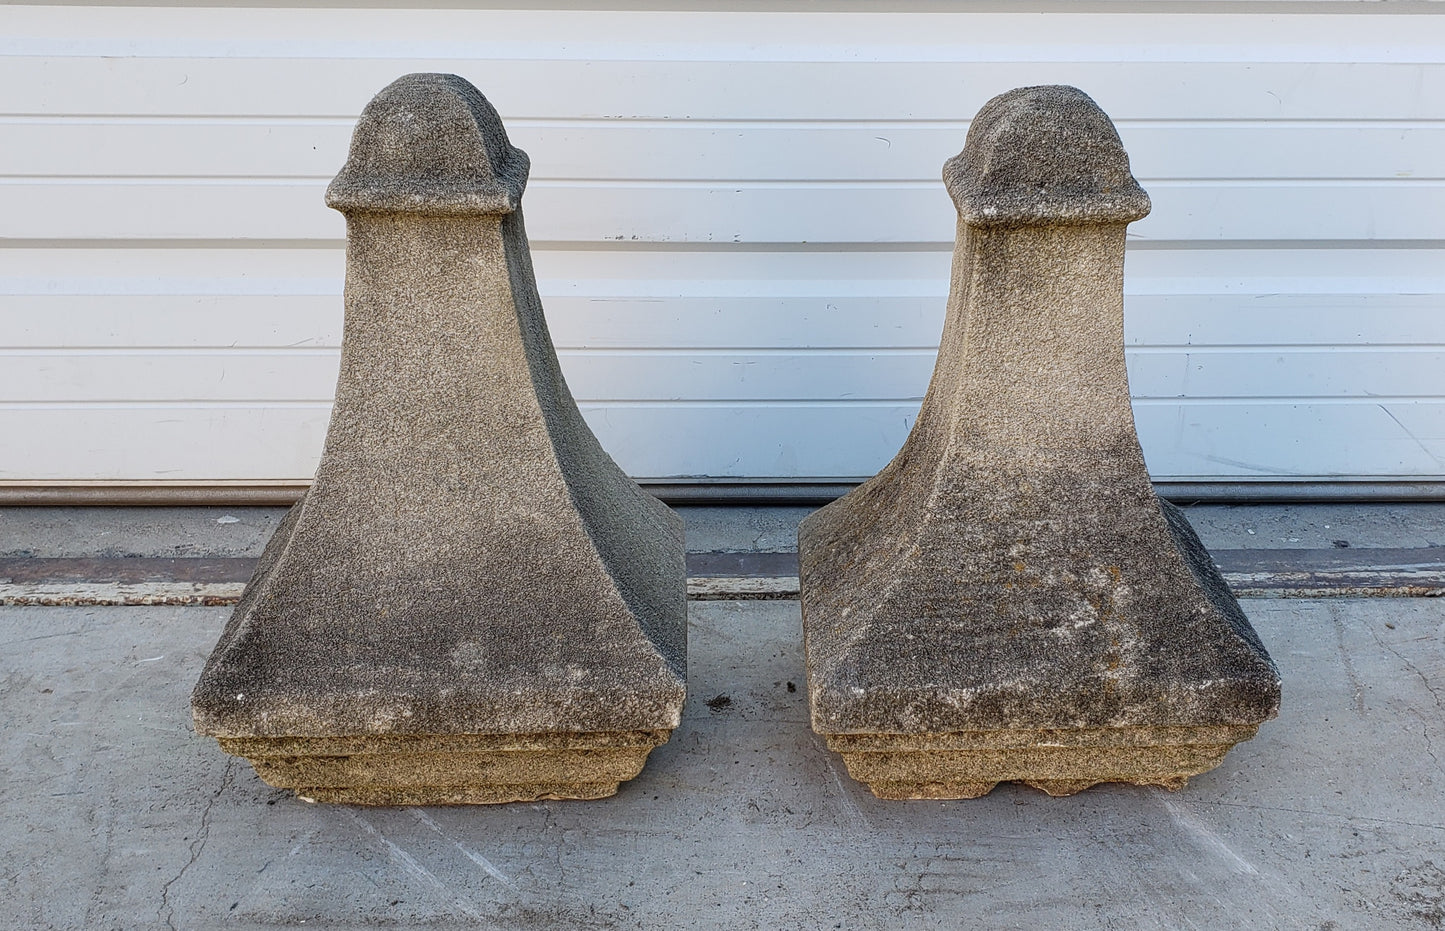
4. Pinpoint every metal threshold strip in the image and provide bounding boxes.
[3,548,1443,606]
